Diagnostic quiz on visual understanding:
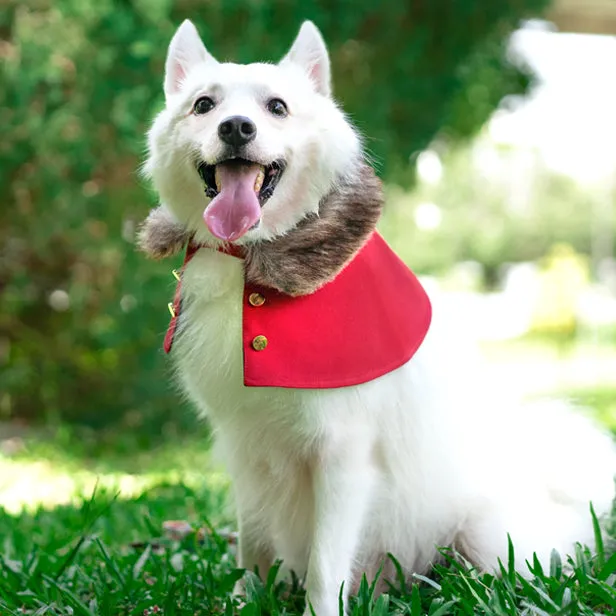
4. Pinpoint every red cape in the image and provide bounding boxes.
[165,232,431,389]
